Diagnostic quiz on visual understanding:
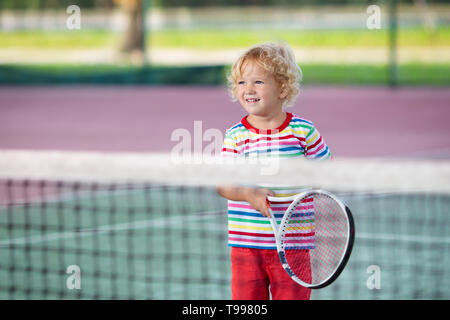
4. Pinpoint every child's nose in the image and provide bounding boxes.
[245,83,256,93]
